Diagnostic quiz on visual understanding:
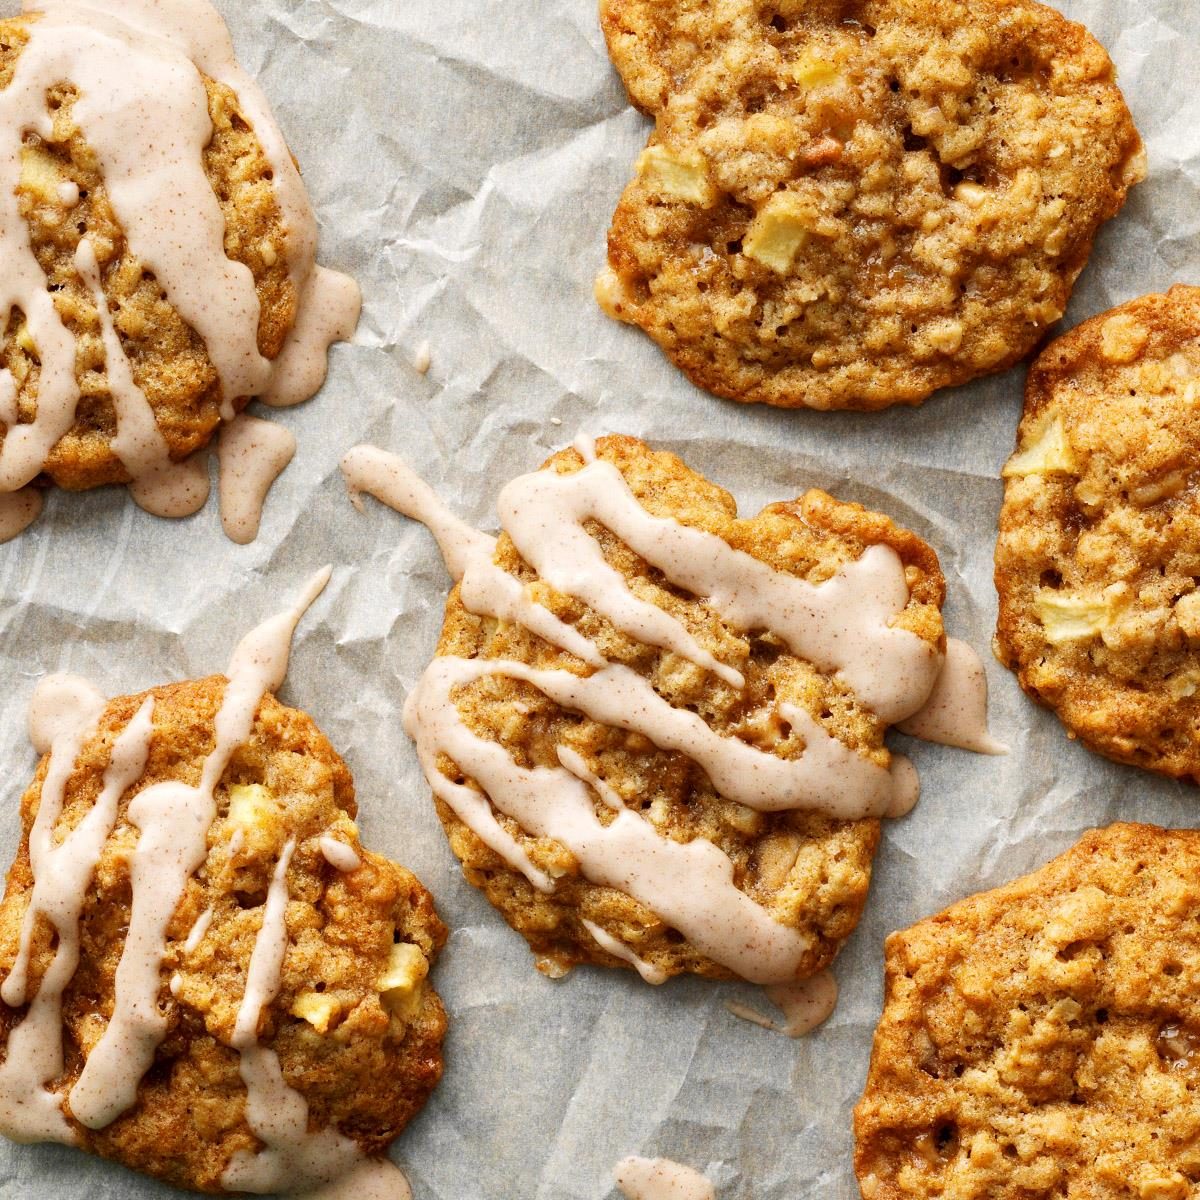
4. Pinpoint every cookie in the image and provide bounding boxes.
[0,581,445,1194]
[854,823,1200,1200]
[346,435,948,986]
[995,286,1200,781]
[0,1,359,522]
[597,0,1145,410]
